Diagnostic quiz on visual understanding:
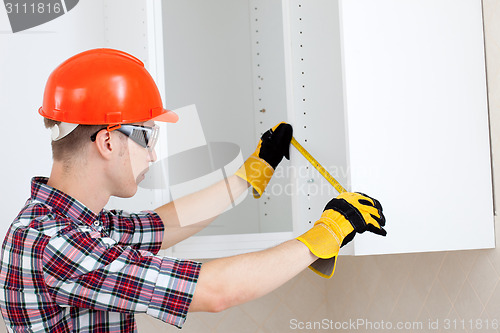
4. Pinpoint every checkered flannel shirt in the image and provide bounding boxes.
[0,177,201,332]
